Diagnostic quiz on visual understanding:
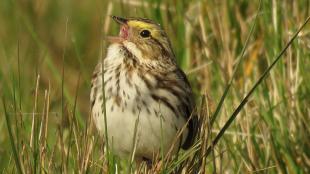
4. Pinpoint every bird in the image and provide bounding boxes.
[90,16,197,163]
